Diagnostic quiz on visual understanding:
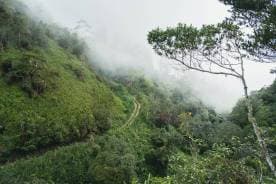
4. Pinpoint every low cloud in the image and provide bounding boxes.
[23,0,275,112]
